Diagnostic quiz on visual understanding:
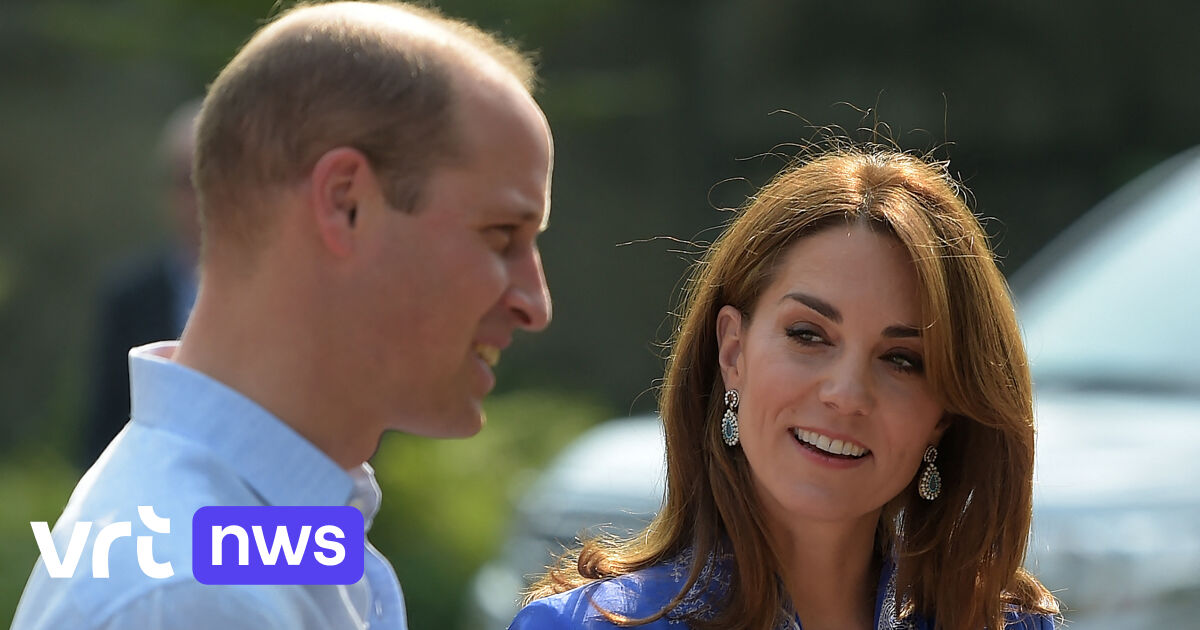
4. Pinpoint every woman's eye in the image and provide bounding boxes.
[884,352,924,374]
[786,326,826,345]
